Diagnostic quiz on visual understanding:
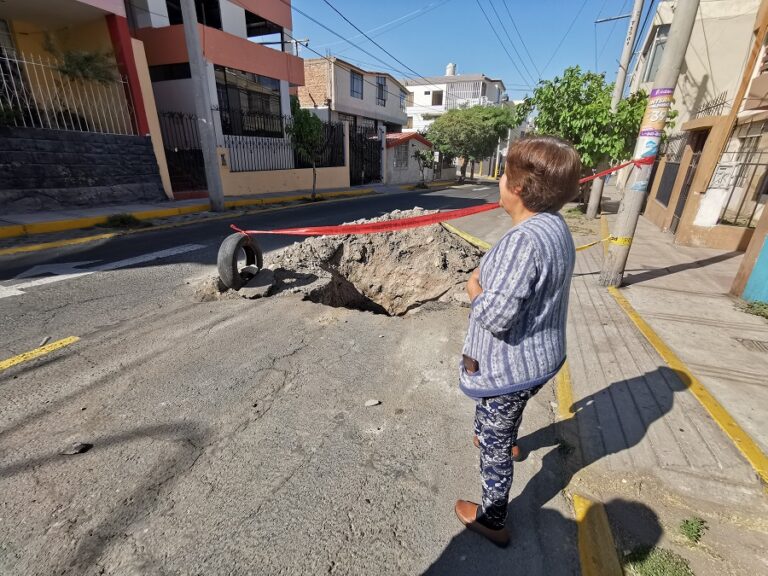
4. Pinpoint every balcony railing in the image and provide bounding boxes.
[0,47,136,135]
